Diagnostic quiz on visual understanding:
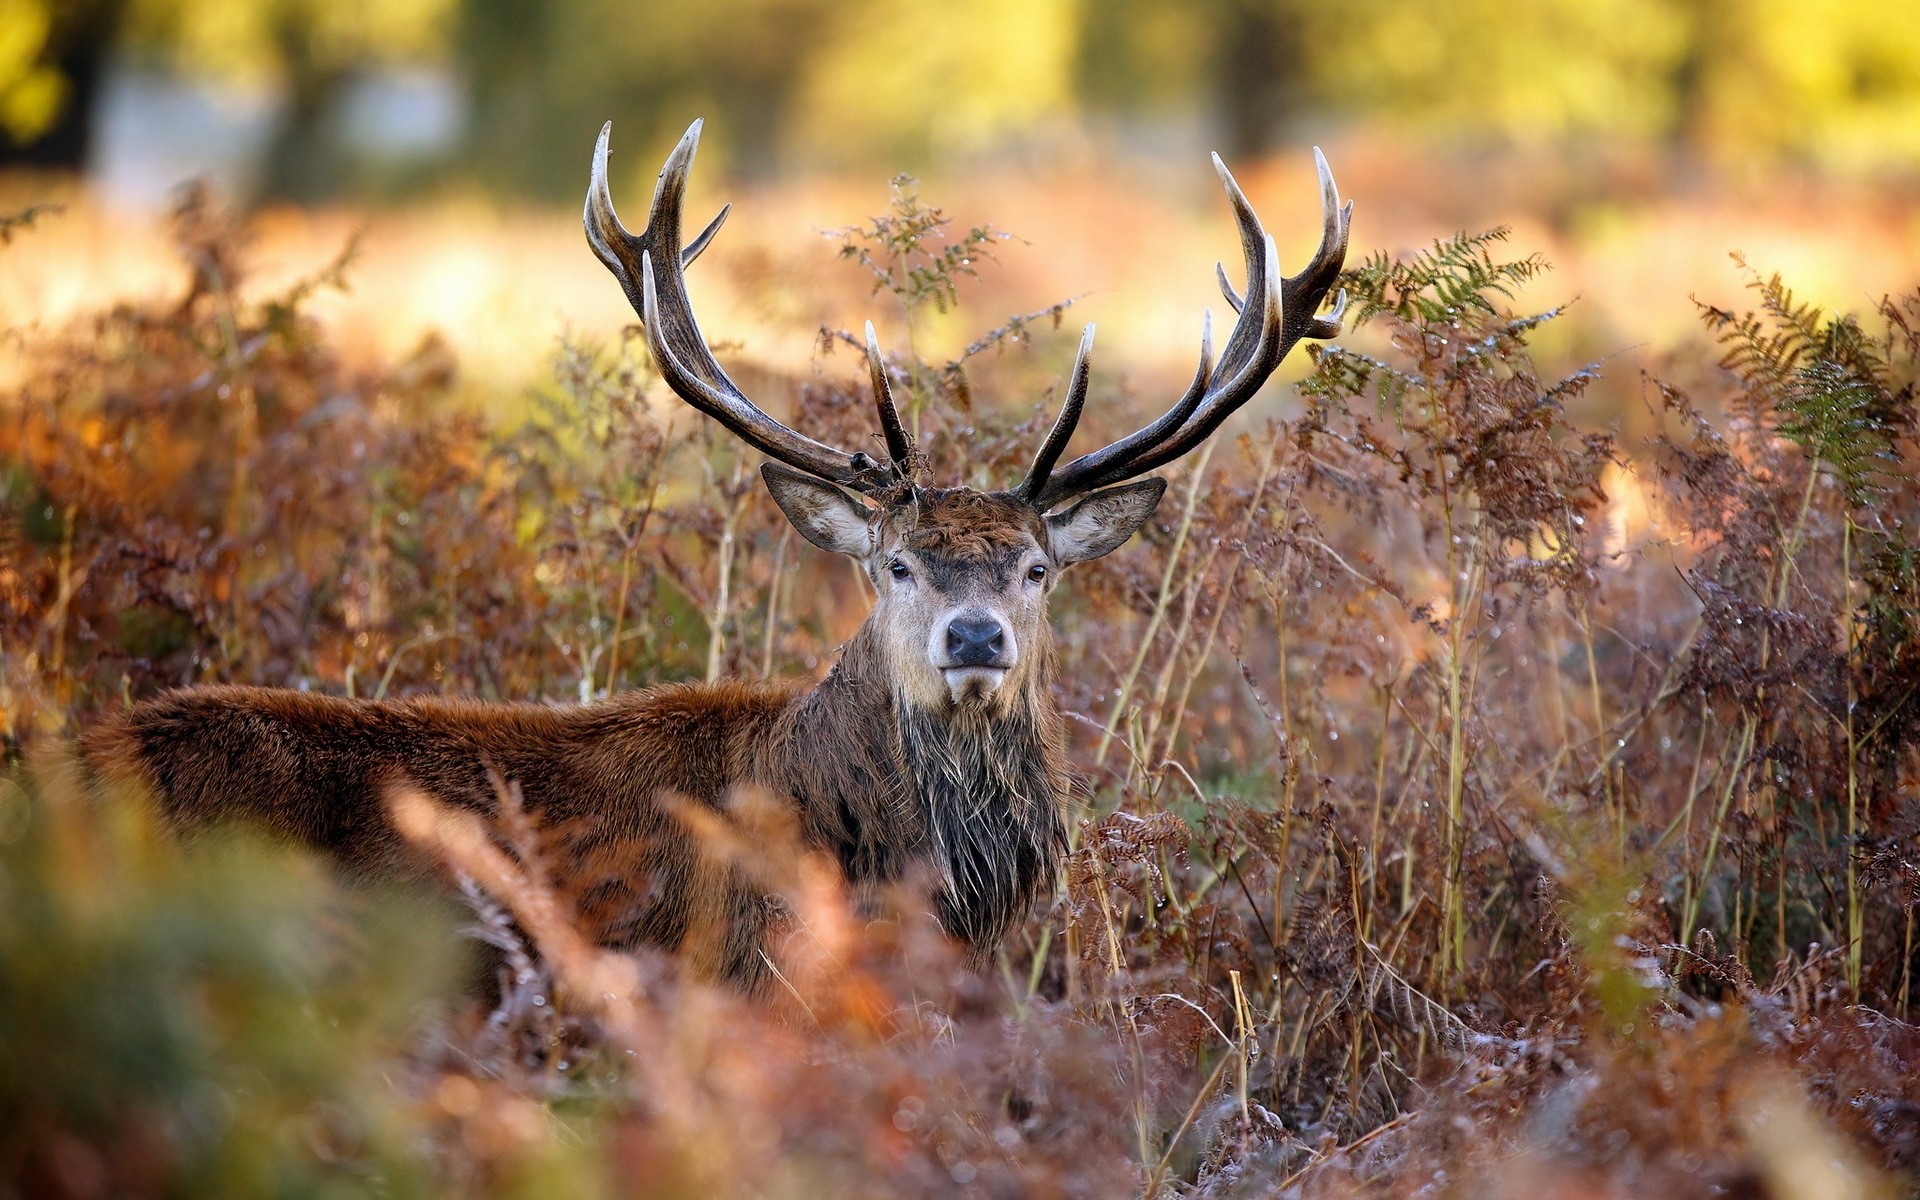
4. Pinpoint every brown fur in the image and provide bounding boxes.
[84,490,1080,989]
[898,488,1048,556]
